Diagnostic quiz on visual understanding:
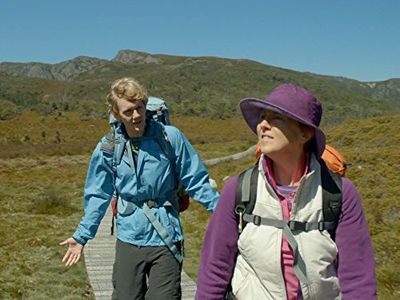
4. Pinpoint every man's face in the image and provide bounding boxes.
[116,98,147,137]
